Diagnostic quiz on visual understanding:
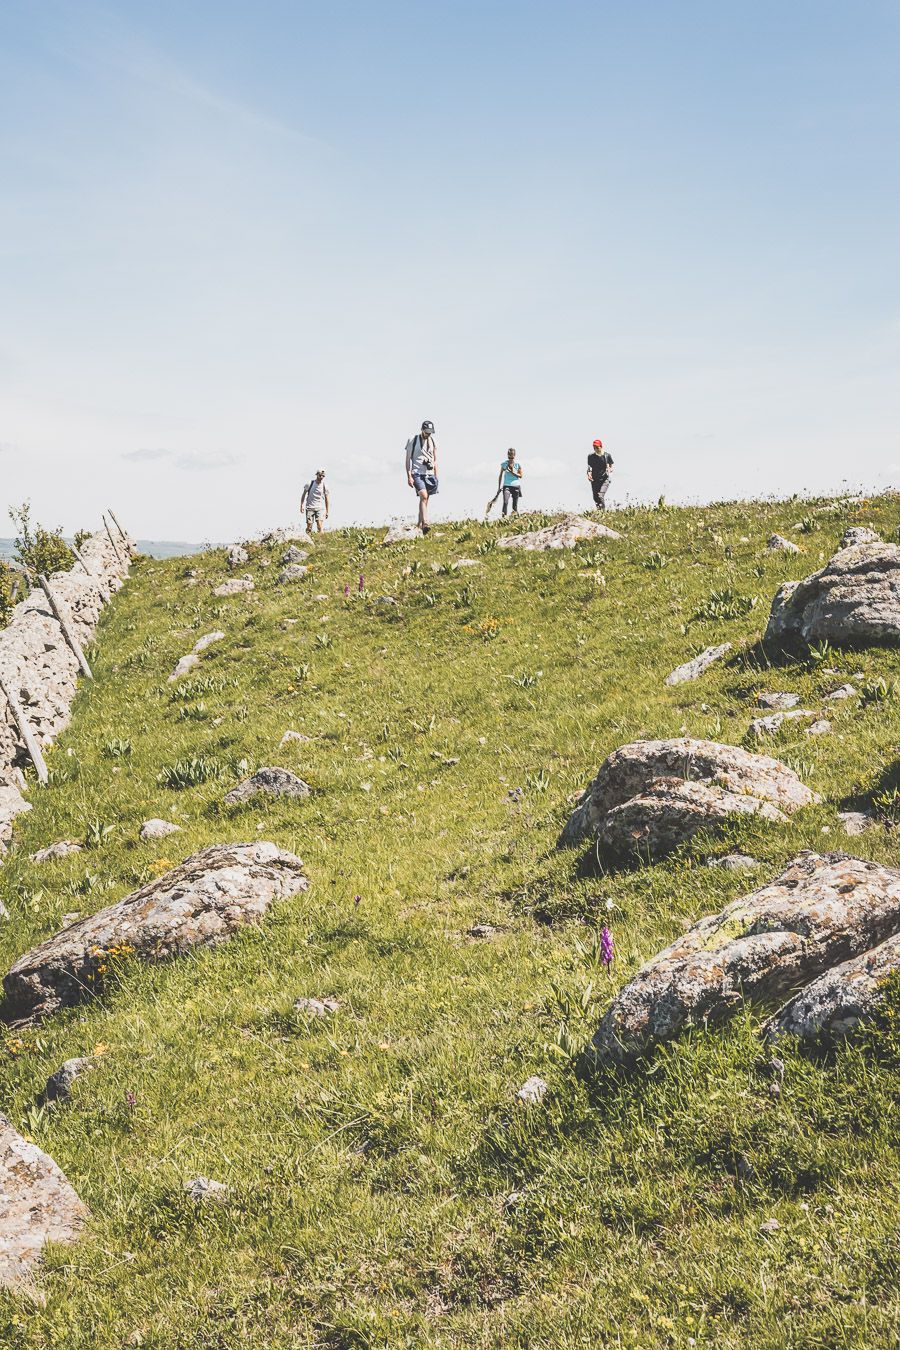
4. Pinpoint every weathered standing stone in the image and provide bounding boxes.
[591,853,900,1066]
[212,576,254,598]
[664,643,732,686]
[224,767,311,805]
[40,1057,94,1105]
[383,522,423,544]
[497,513,620,550]
[277,564,308,584]
[0,1115,88,1287]
[30,840,82,863]
[767,534,800,554]
[765,542,900,646]
[764,931,900,1046]
[139,819,181,841]
[2,842,308,1023]
[560,738,816,858]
